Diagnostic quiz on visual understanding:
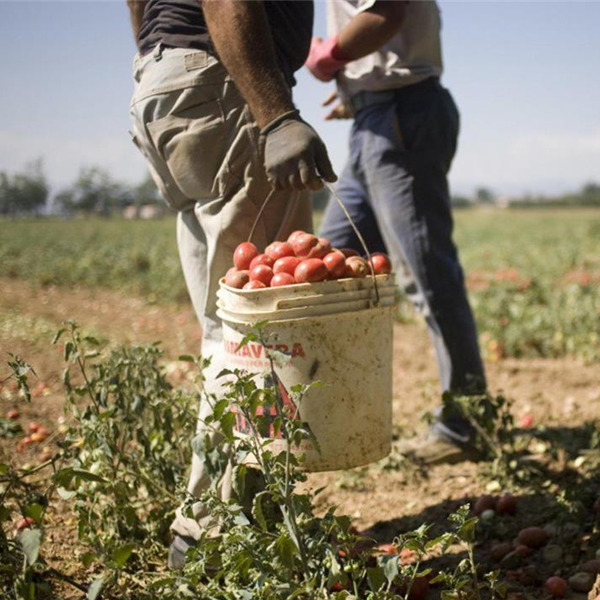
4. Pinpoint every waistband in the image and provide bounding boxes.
[350,77,440,113]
